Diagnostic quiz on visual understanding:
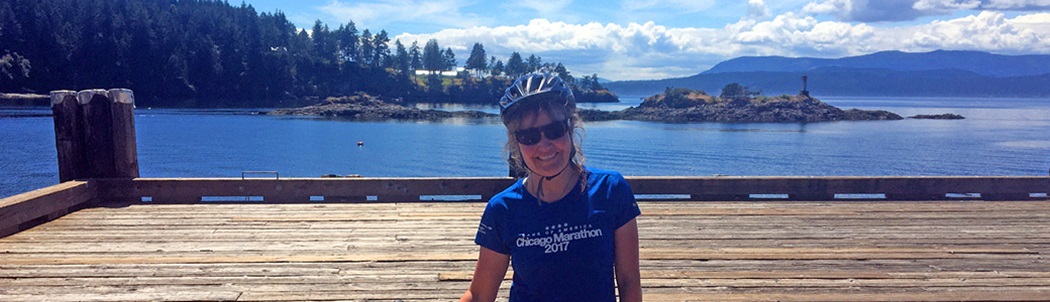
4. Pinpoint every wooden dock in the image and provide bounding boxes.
[1,177,1049,301]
